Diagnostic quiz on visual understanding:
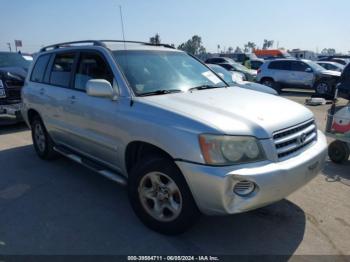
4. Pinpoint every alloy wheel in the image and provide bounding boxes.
[138,171,183,222]
[34,122,46,152]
